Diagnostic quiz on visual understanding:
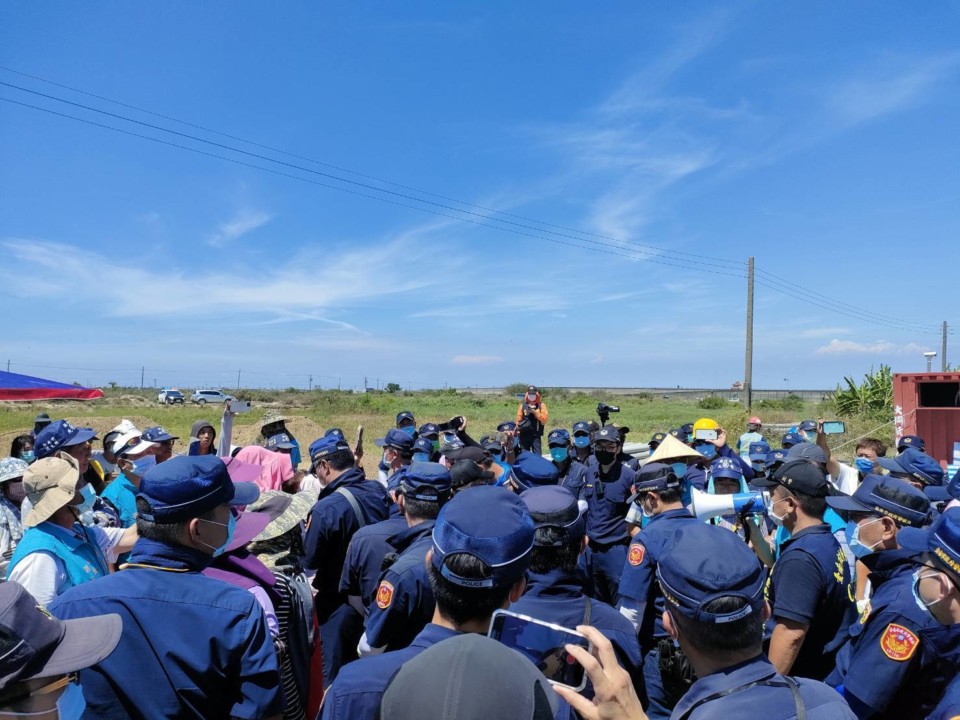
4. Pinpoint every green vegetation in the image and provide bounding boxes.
[833,365,893,419]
